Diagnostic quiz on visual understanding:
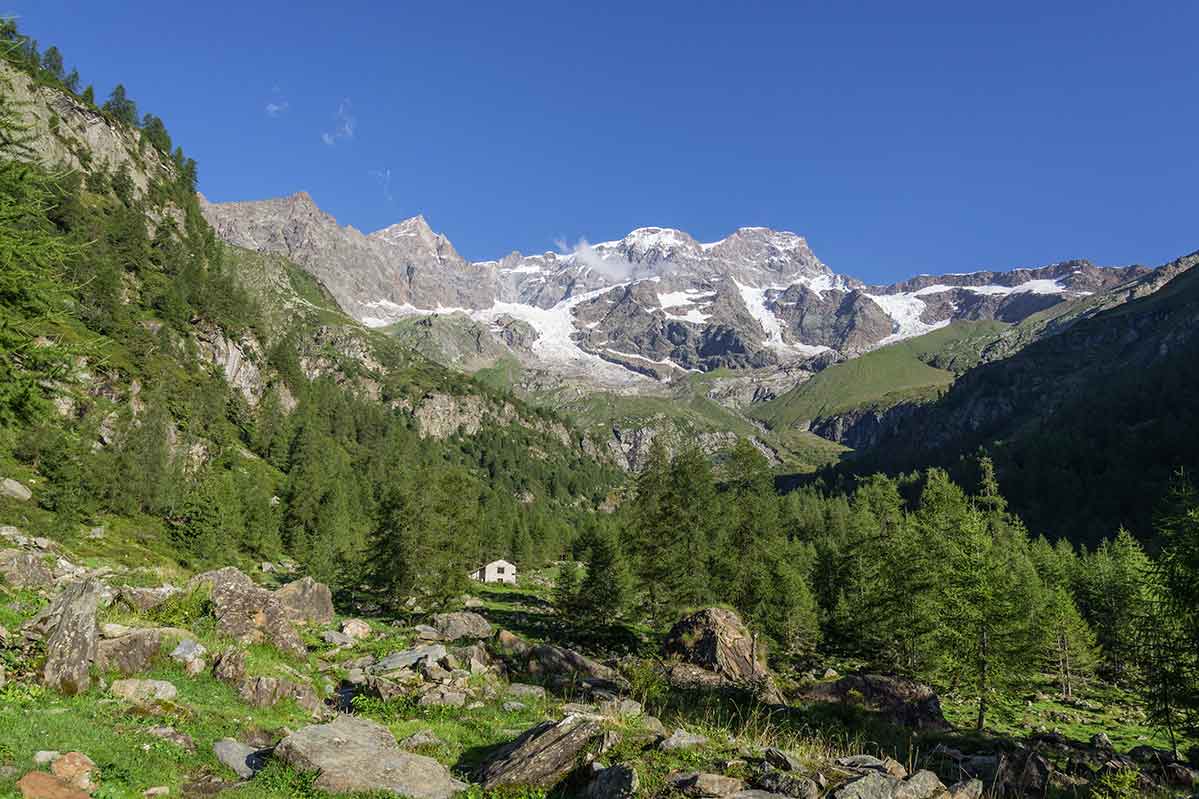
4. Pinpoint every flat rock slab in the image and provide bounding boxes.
[111,679,177,703]
[213,739,266,780]
[477,715,605,790]
[275,715,465,799]
[661,729,709,752]
[833,772,901,799]
[372,644,446,673]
